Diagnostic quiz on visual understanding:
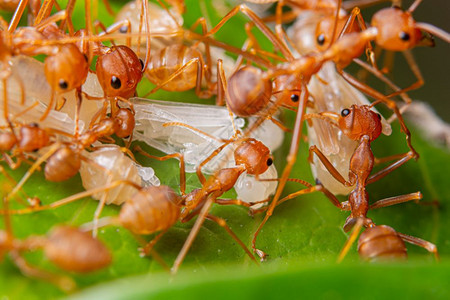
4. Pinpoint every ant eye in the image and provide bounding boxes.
[399,31,410,41]
[317,34,326,46]
[341,108,350,117]
[29,123,39,128]
[59,79,68,90]
[266,158,273,166]
[291,94,299,102]
[111,76,122,89]
[377,113,382,120]
[119,25,128,33]
[139,59,145,69]
[83,54,89,62]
